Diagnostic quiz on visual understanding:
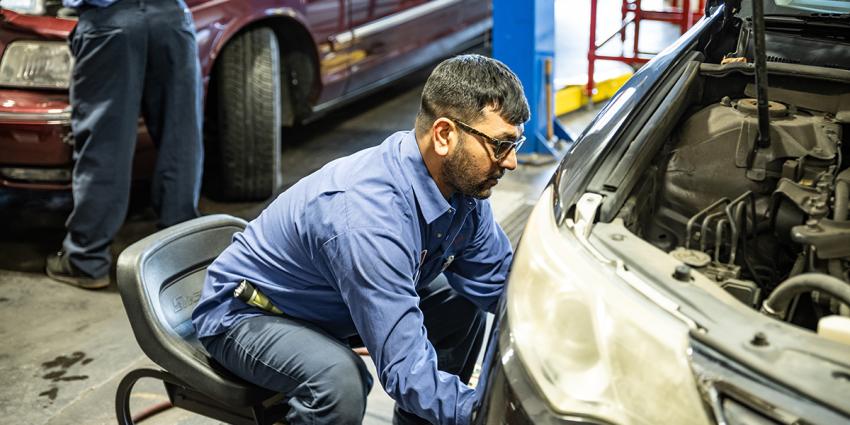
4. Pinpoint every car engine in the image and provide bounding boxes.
[623,64,850,329]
